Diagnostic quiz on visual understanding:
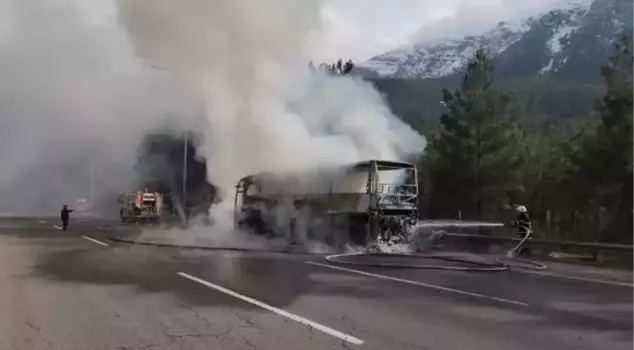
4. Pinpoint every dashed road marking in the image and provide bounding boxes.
[53,225,62,230]
[38,220,46,224]
[81,235,109,247]
[177,272,364,345]
[307,261,529,307]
